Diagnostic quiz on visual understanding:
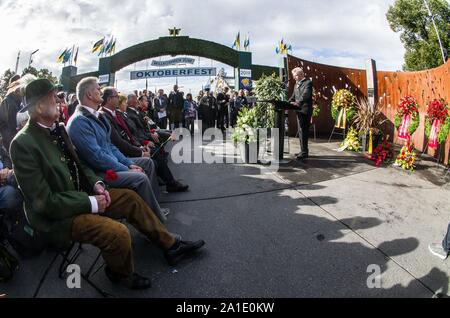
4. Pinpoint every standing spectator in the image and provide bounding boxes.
[0,75,22,150]
[153,89,169,129]
[168,85,184,129]
[183,93,198,136]
[197,90,204,104]
[198,88,217,134]
[216,87,230,132]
